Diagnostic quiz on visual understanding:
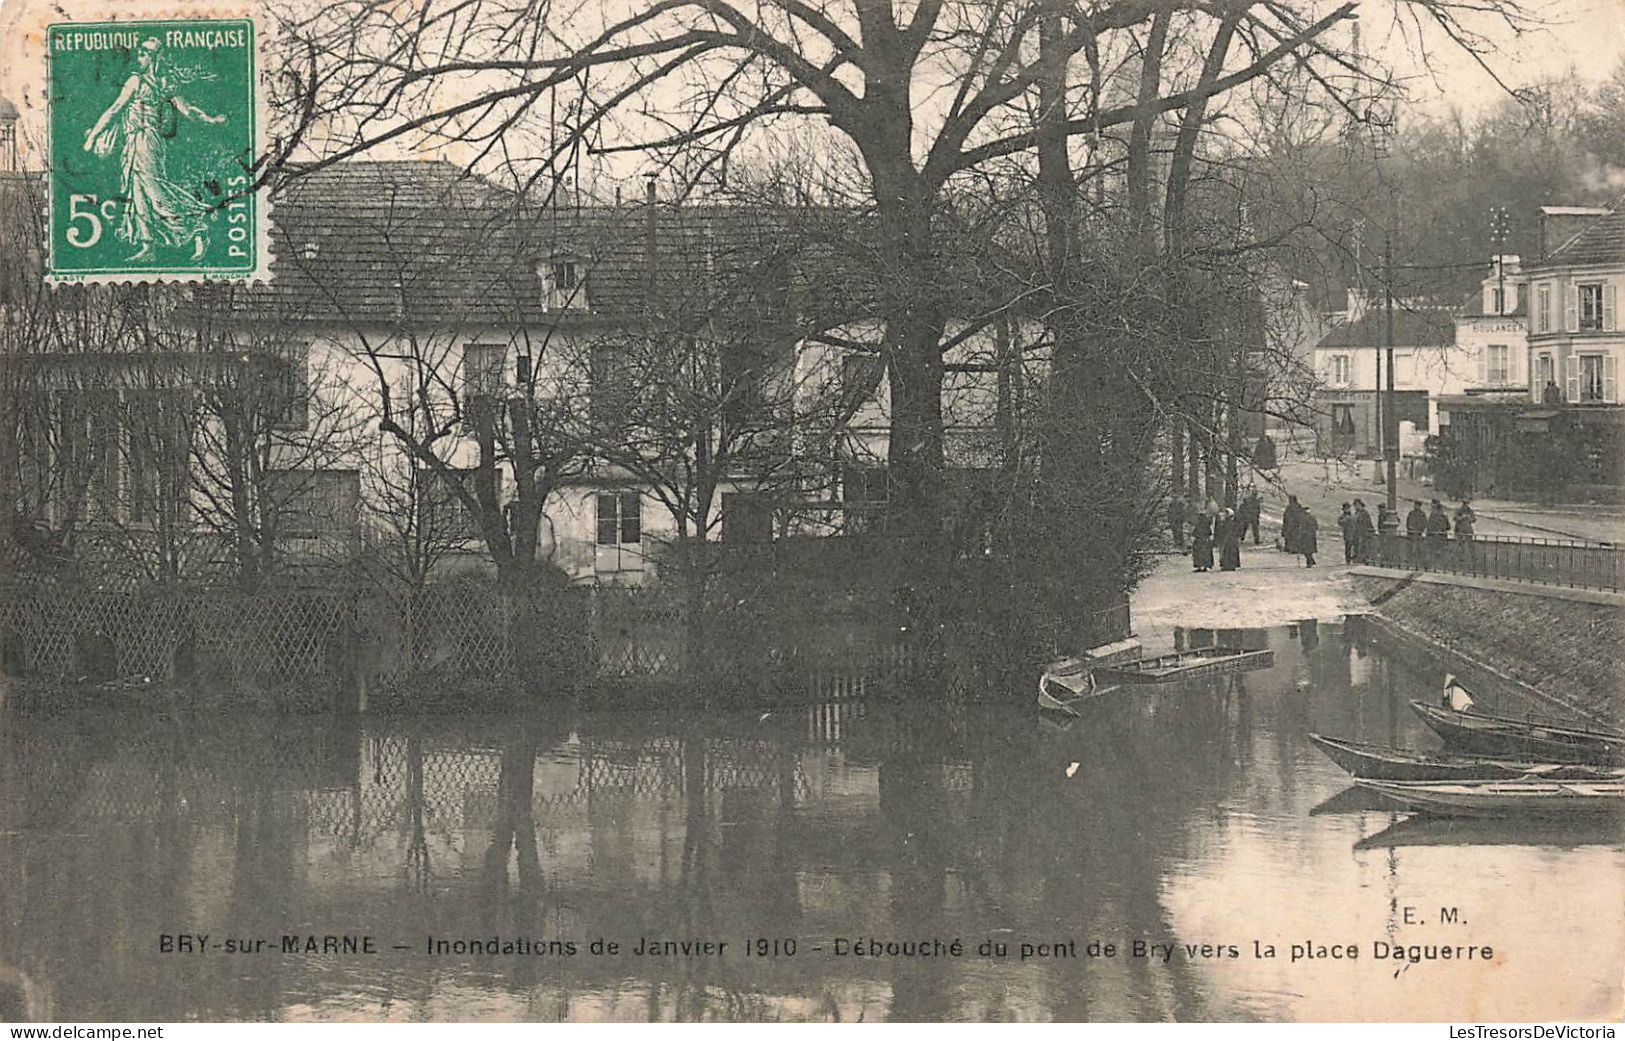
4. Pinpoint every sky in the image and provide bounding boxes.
[1,0,1623,172]
[1396,0,1625,113]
